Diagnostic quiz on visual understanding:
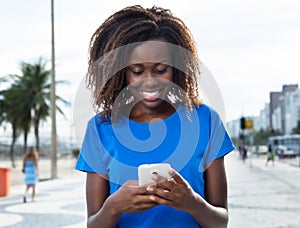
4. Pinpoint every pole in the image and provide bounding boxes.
[50,0,57,179]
